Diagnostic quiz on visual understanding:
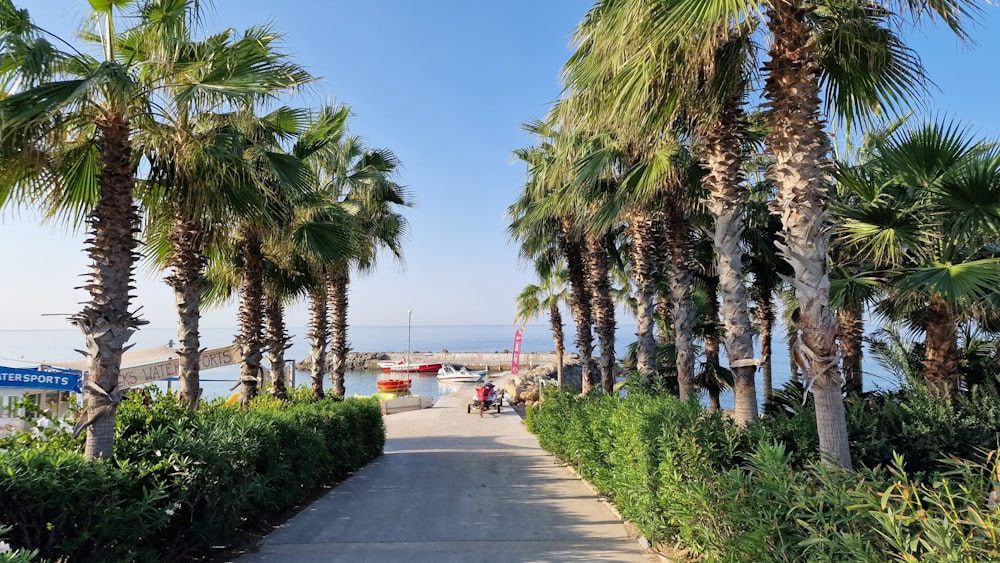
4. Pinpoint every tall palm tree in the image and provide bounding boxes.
[137,21,312,409]
[515,260,570,386]
[510,120,599,392]
[317,140,408,398]
[0,0,209,458]
[224,106,317,404]
[645,0,976,468]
